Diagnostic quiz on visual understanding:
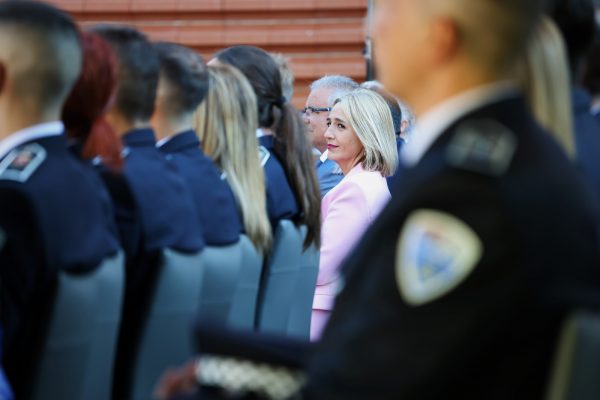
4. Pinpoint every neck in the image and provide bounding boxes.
[338,158,361,176]
[406,64,509,117]
[259,127,274,136]
[0,98,60,141]
[152,113,193,140]
[109,111,151,137]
